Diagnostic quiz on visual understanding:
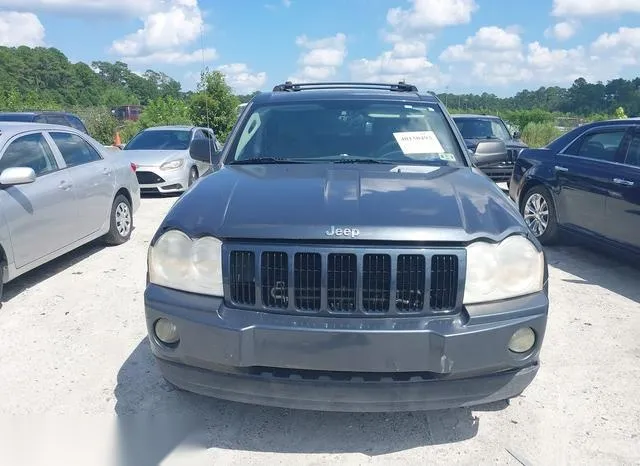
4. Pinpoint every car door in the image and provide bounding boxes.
[604,125,640,249]
[46,131,115,238]
[0,131,78,268]
[554,125,632,239]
